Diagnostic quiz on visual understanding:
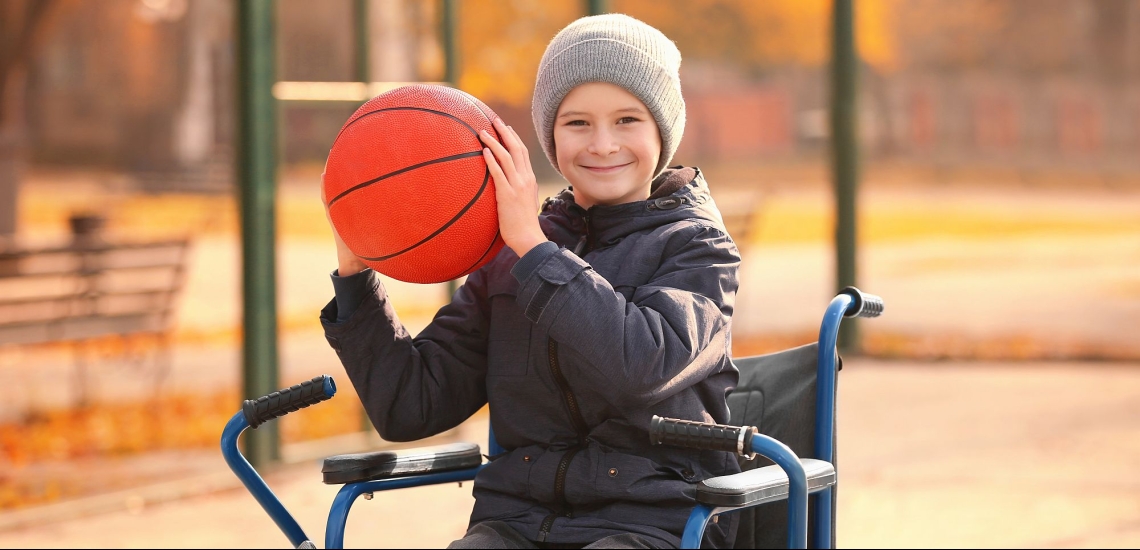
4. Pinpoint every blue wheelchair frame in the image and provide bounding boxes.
[221,290,868,549]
